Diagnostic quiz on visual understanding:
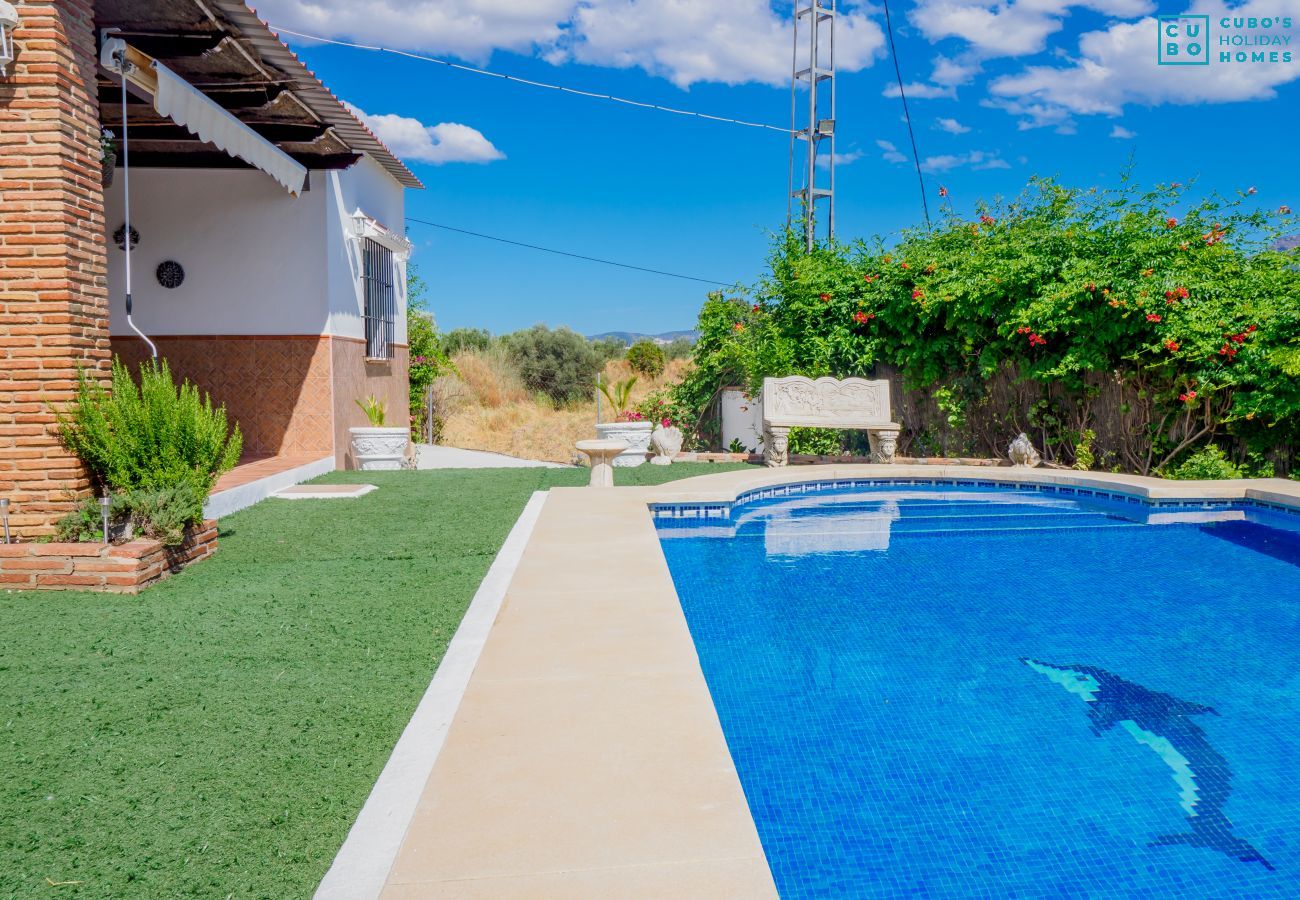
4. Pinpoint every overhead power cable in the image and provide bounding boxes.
[271,26,797,135]
[405,217,733,286]
[880,0,931,229]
